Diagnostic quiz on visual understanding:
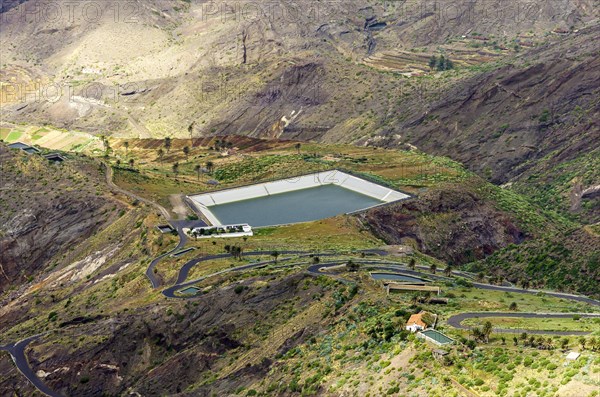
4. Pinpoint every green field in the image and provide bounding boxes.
[5,130,22,142]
